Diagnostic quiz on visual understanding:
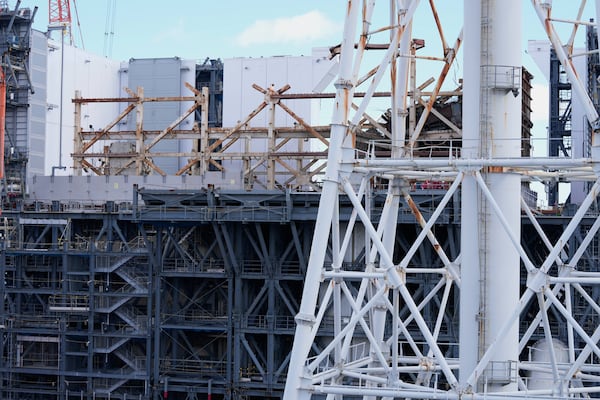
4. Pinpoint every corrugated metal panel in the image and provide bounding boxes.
[28,30,48,176]
[127,57,192,174]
